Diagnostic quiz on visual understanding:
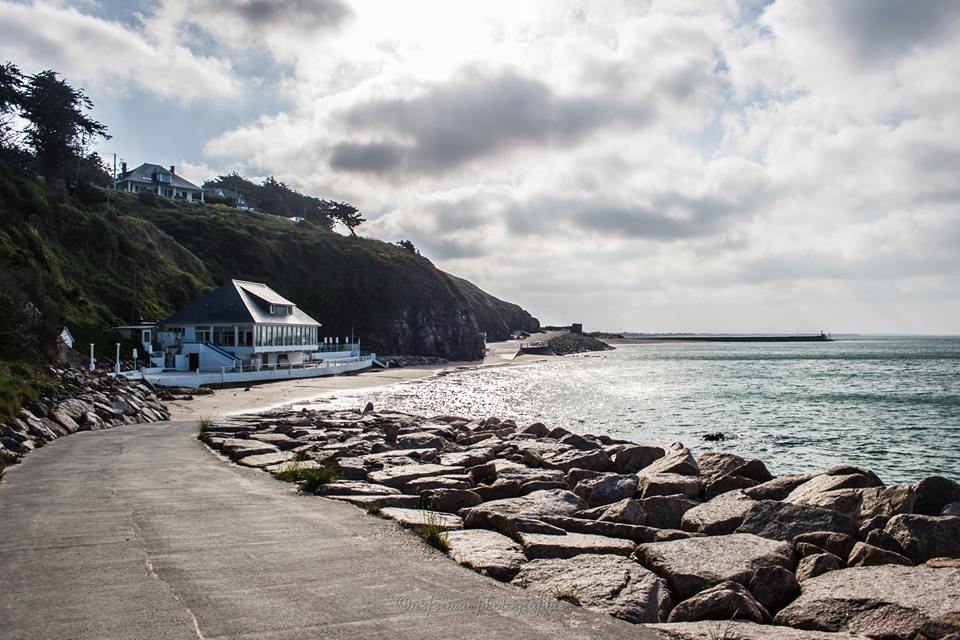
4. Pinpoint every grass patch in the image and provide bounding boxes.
[707,621,739,640]
[416,510,450,551]
[550,586,581,606]
[198,417,213,433]
[362,502,382,515]
[274,461,337,492]
[0,362,54,423]
[0,467,5,483]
